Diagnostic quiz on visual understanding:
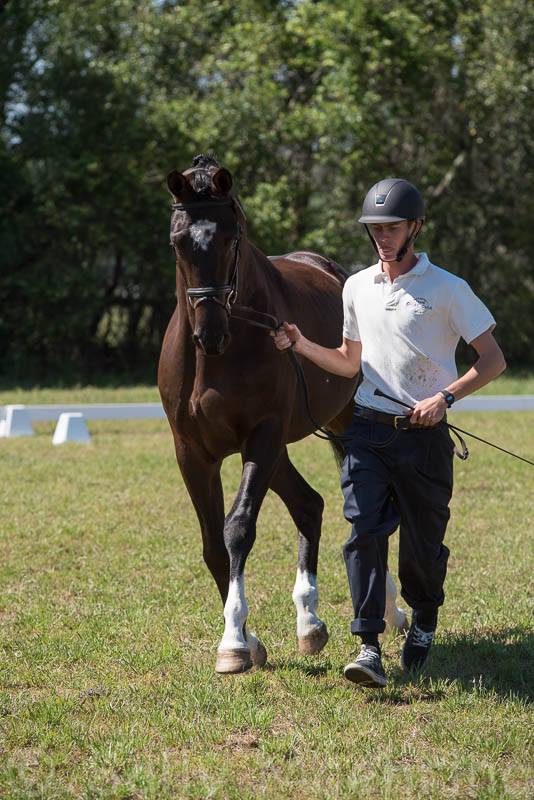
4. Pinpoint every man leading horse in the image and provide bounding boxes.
[272,178,506,688]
